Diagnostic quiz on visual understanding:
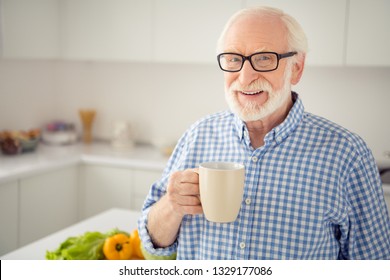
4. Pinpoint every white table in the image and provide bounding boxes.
[0,208,141,260]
